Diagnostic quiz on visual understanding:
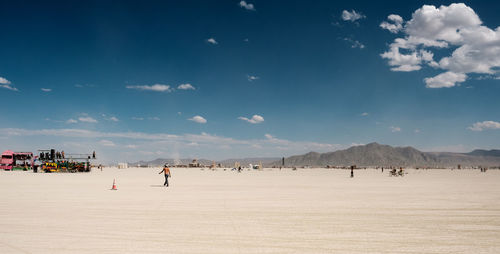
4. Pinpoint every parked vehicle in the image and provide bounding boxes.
[0,150,34,171]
